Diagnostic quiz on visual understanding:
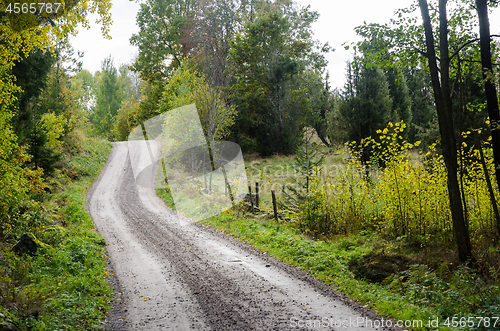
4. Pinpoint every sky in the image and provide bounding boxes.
[70,0,500,90]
